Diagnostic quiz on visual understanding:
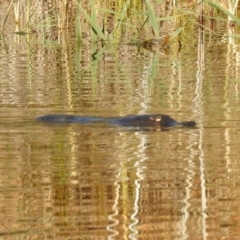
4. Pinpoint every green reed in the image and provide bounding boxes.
[145,0,159,37]
[75,0,82,42]
[204,0,240,25]
[80,1,106,41]
[1,0,240,40]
